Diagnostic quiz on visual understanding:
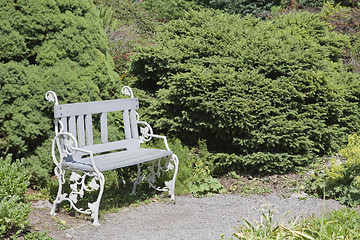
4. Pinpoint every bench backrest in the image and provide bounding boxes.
[54,98,140,155]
